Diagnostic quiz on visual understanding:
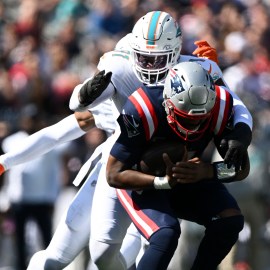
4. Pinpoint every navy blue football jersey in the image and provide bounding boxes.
[110,84,233,167]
